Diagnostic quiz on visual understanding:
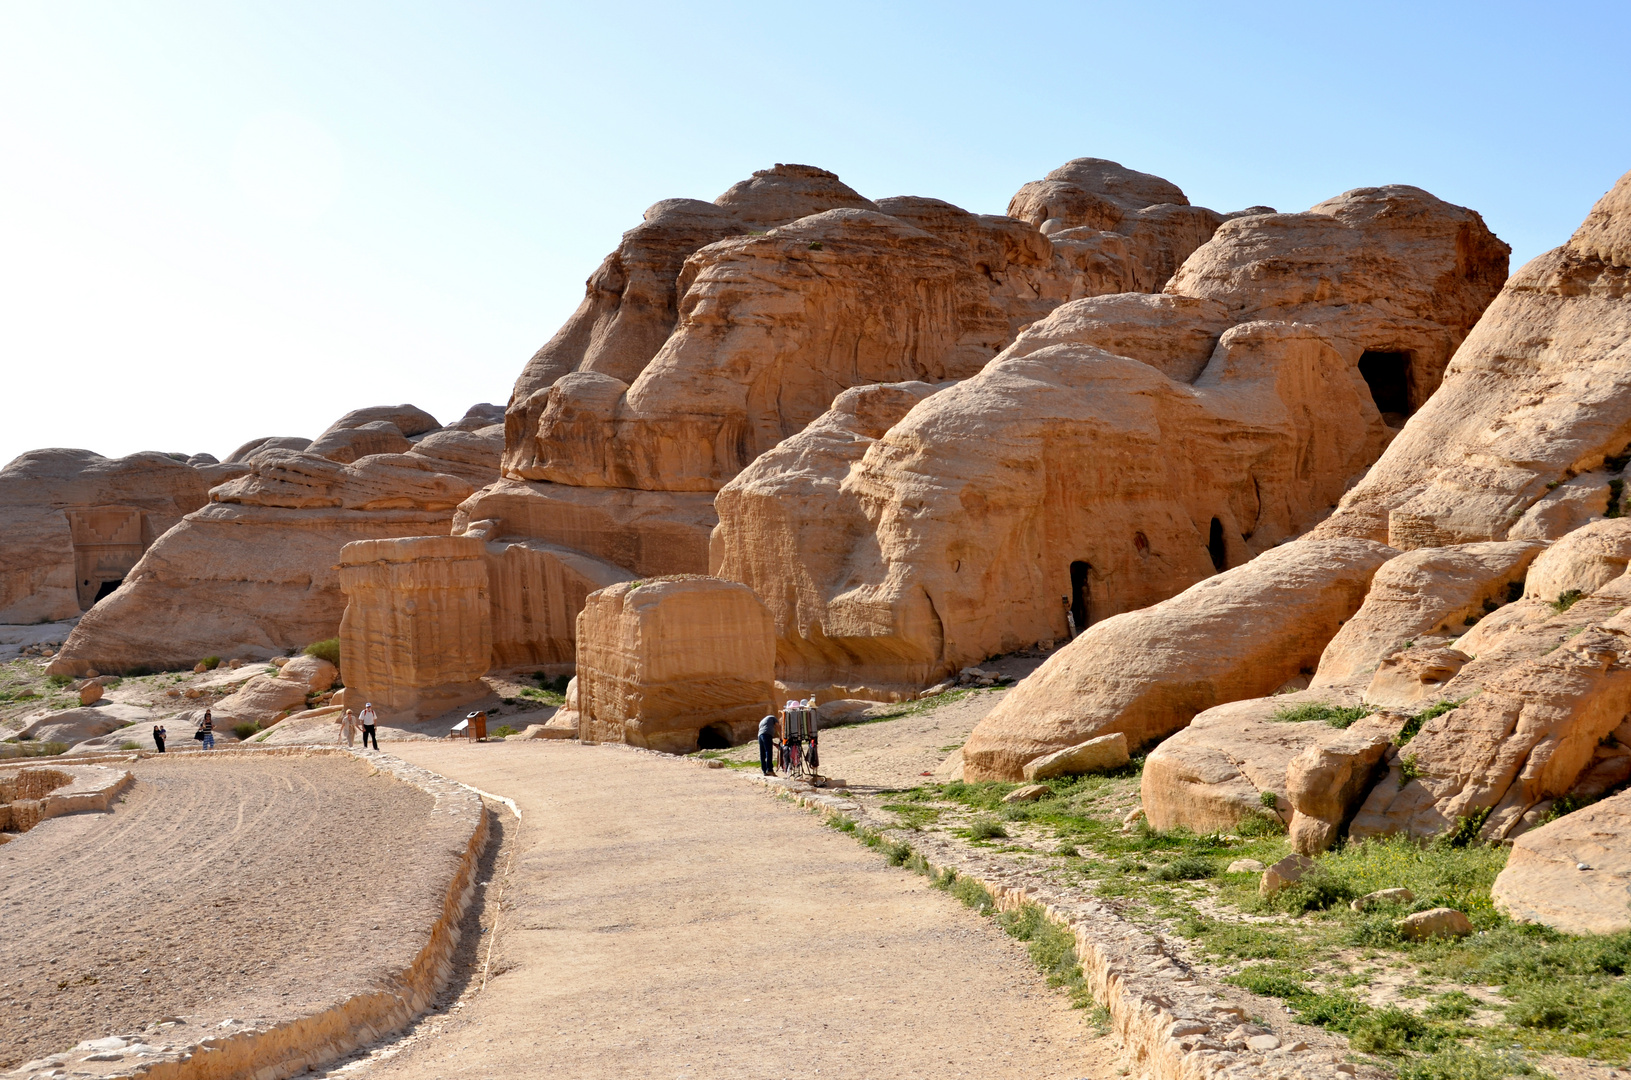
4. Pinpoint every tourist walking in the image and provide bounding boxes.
[199,710,215,750]
[153,723,166,753]
[757,713,777,776]
[337,707,357,747]
[359,702,379,750]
